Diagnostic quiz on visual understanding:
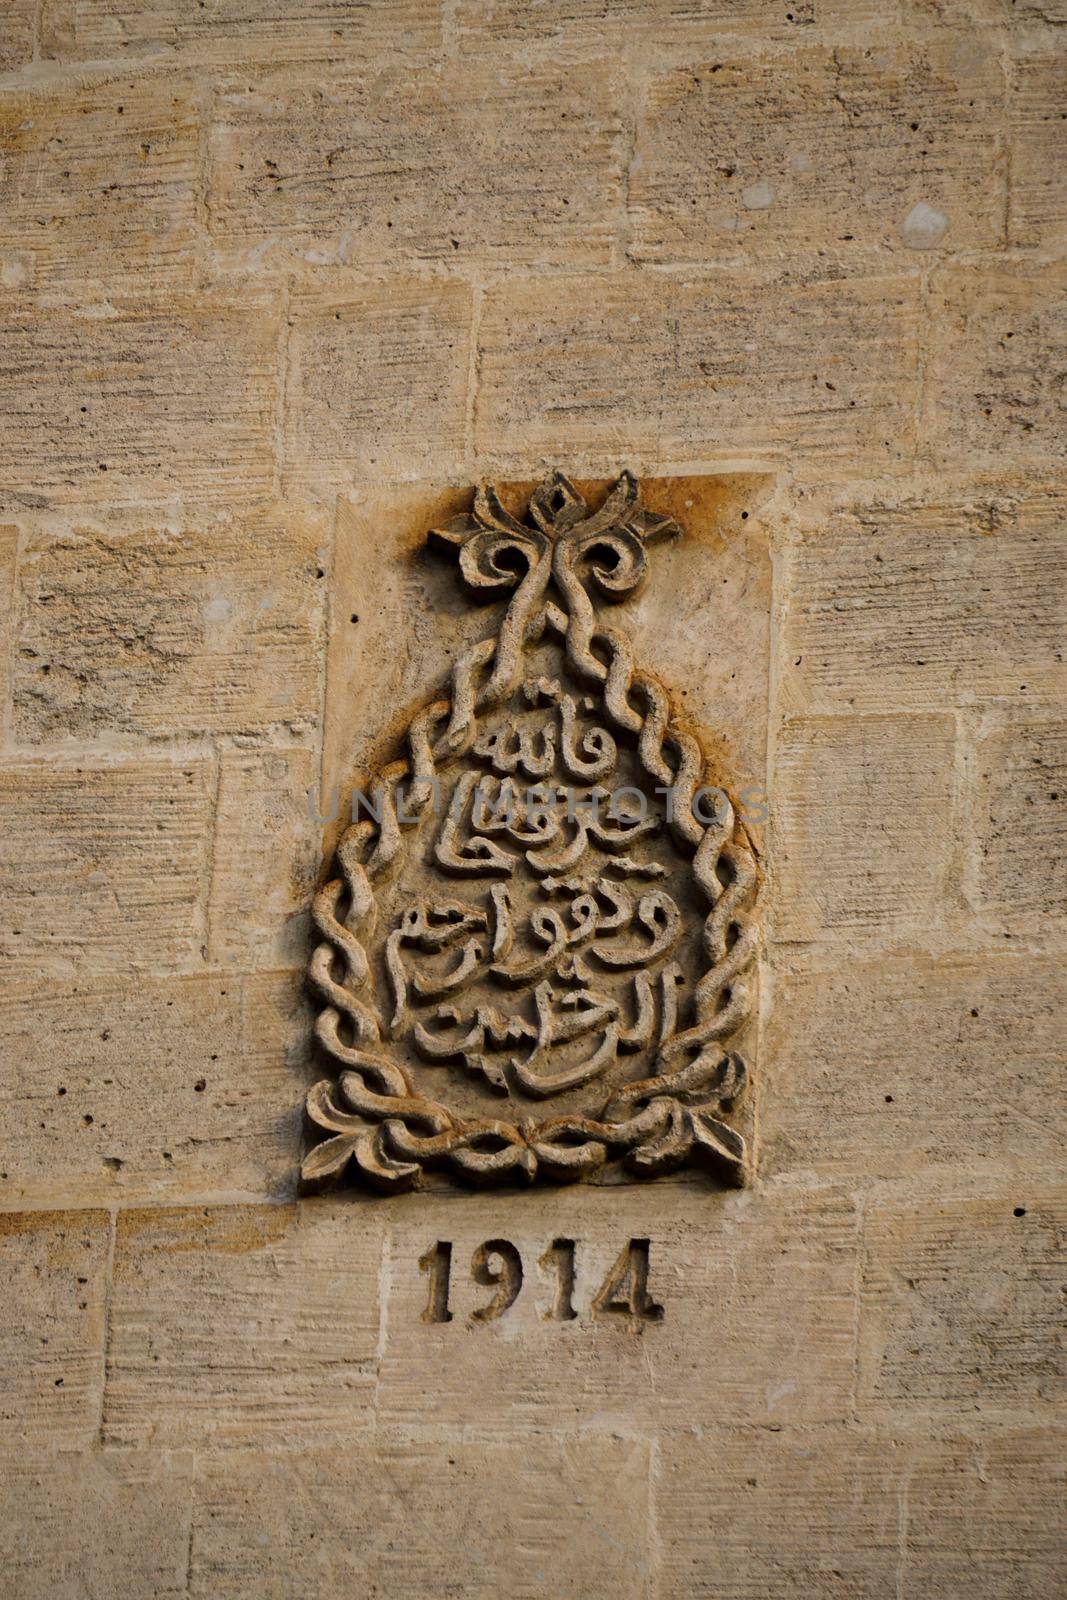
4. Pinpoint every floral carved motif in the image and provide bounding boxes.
[302,471,761,1193]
